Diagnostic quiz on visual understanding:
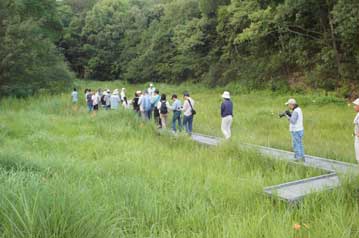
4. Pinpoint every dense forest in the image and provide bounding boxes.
[1,0,359,97]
